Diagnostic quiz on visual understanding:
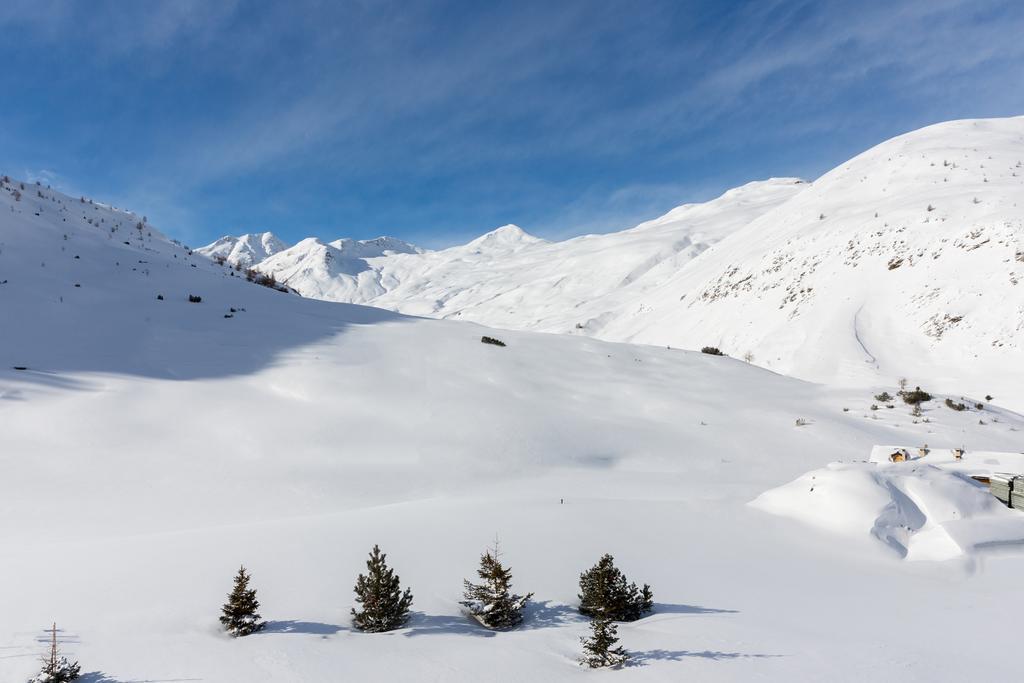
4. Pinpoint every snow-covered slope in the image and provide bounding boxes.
[210,117,1023,408]
[246,235,425,301]
[225,178,806,332]
[4,175,1024,682]
[366,182,805,331]
[327,235,423,258]
[610,117,1024,408]
[197,231,289,267]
